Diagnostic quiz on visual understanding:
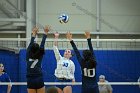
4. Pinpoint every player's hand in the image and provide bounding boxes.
[54,32,60,39]
[44,25,51,35]
[32,26,39,36]
[66,32,72,41]
[72,79,75,85]
[84,31,91,39]
[72,79,75,82]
